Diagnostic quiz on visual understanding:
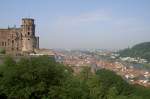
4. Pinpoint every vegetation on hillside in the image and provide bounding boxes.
[119,42,150,61]
[0,56,150,99]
